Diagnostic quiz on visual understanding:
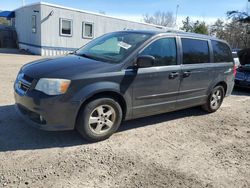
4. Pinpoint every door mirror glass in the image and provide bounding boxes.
[136,55,155,68]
